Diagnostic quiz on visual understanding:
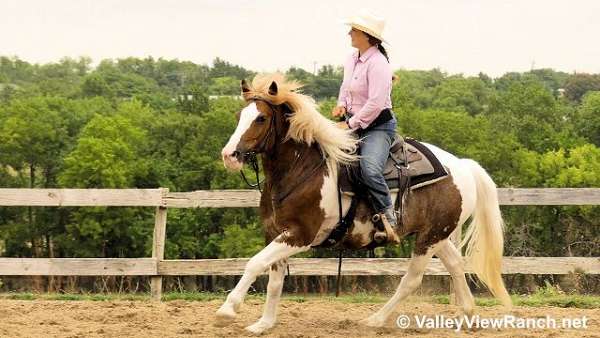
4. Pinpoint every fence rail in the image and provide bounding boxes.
[0,257,599,276]
[1,188,599,300]
[2,188,600,207]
